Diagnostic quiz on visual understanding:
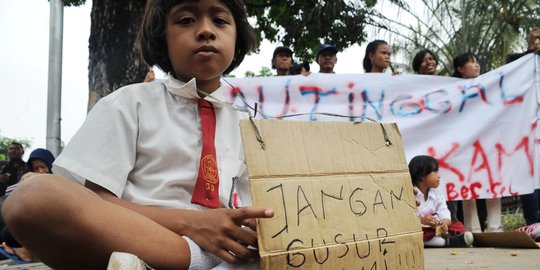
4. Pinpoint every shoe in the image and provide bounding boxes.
[447,232,474,247]
[516,222,540,240]
[107,252,146,270]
